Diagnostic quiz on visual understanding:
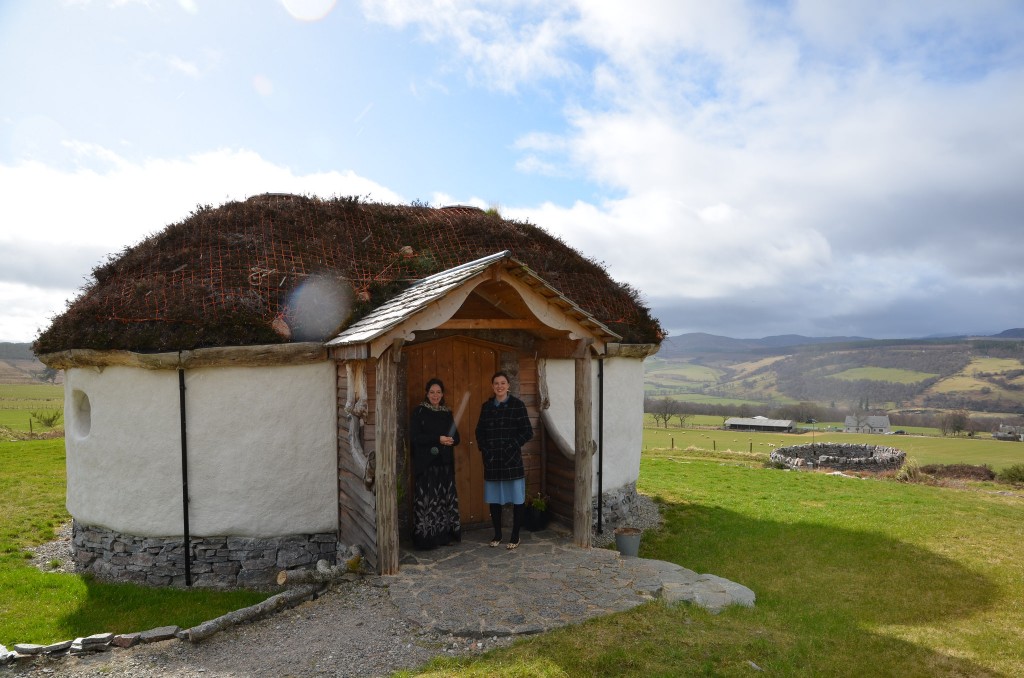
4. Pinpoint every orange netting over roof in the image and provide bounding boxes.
[35,195,663,353]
